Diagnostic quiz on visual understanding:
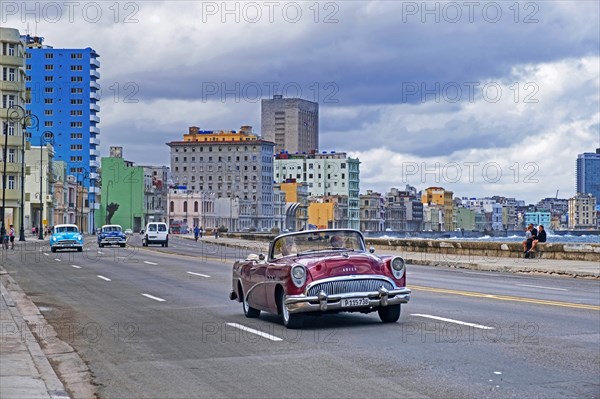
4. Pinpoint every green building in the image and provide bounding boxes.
[454,207,475,231]
[96,156,145,231]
